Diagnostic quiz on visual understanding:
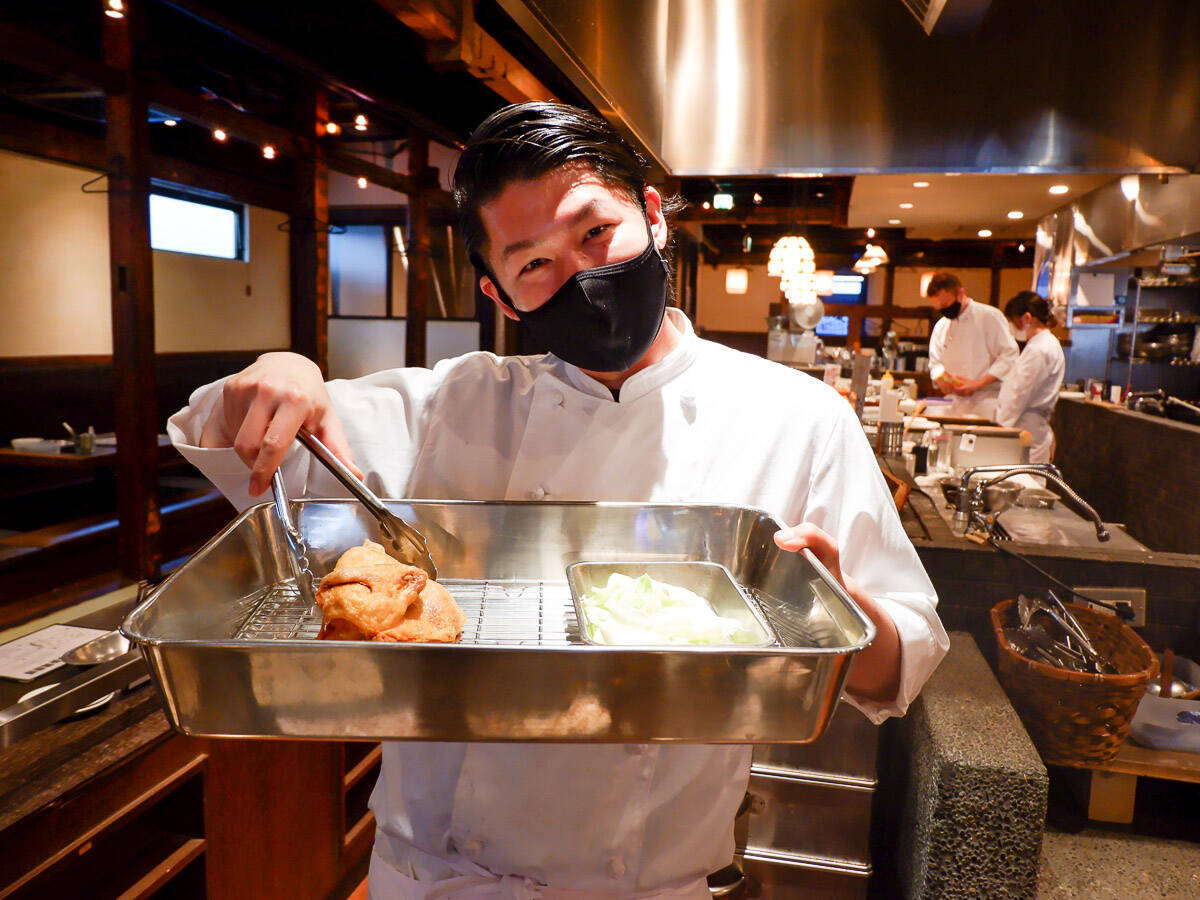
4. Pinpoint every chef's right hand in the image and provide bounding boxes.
[199,351,361,497]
